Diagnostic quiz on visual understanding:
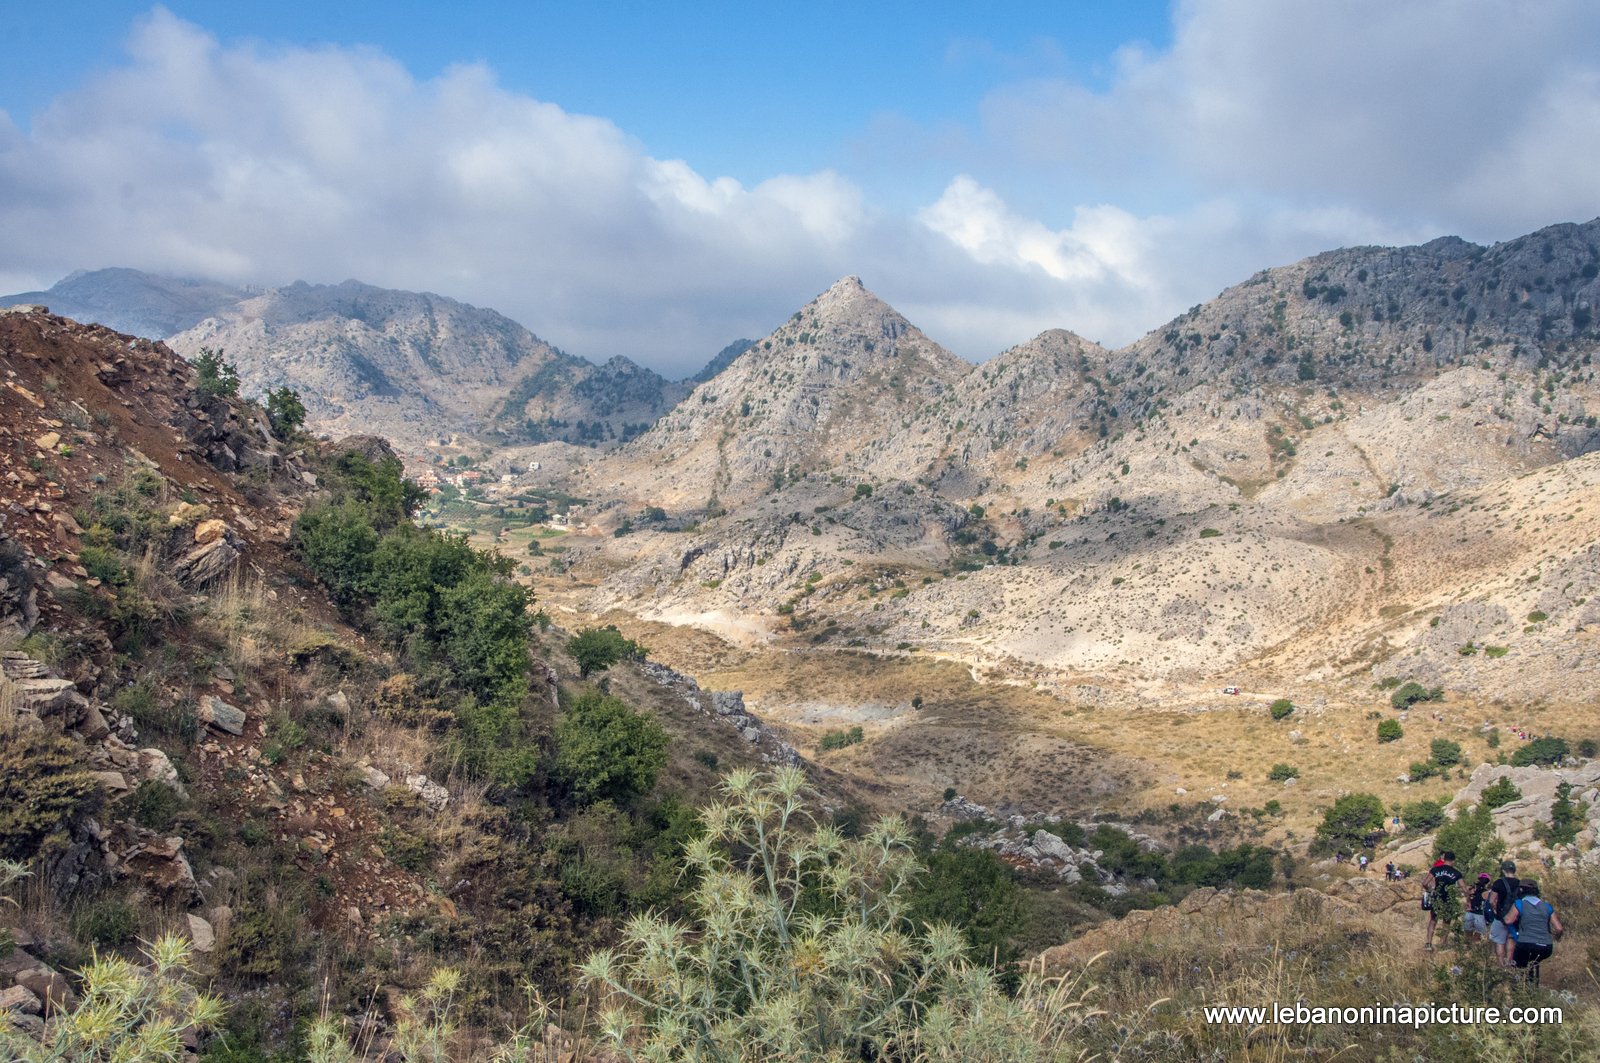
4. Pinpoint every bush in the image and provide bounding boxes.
[1400,798,1448,832]
[1199,527,1222,538]
[1510,736,1570,767]
[565,625,647,679]
[1313,793,1385,853]
[1269,698,1294,720]
[192,347,240,399]
[1429,738,1462,767]
[0,717,103,861]
[1390,681,1443,710]
[819,725,864,751]
[1267,763,1300,781]
[74,899,139,946]
[264,385,306,438]
[1481,776,1521,809]
[1541,783,1582,845]
[1377,718,1404,743]
[1434,803,1503,876]
[908,845,1025,965]
[1408,761,1442,782]
[577,768,1099,1061]
[555,690,668,805]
